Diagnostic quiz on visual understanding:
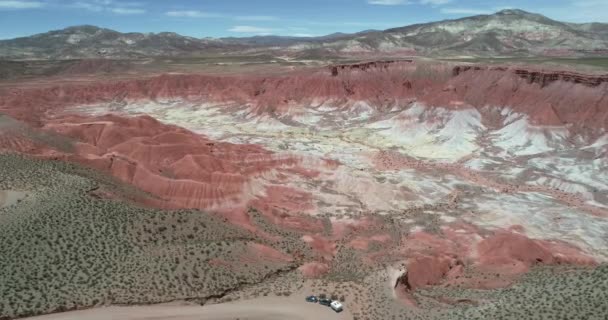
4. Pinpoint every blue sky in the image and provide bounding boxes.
[0,0,607,39]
